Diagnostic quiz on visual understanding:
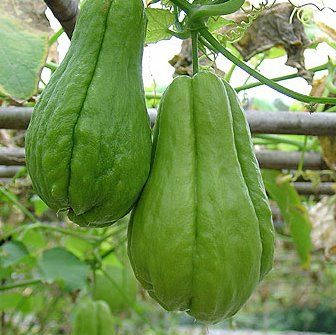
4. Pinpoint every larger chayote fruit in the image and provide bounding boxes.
[128,72,275,323]
[25,0,151,227]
